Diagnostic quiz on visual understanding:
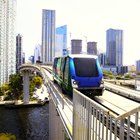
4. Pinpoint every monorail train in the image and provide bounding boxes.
[53,54,104,97]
